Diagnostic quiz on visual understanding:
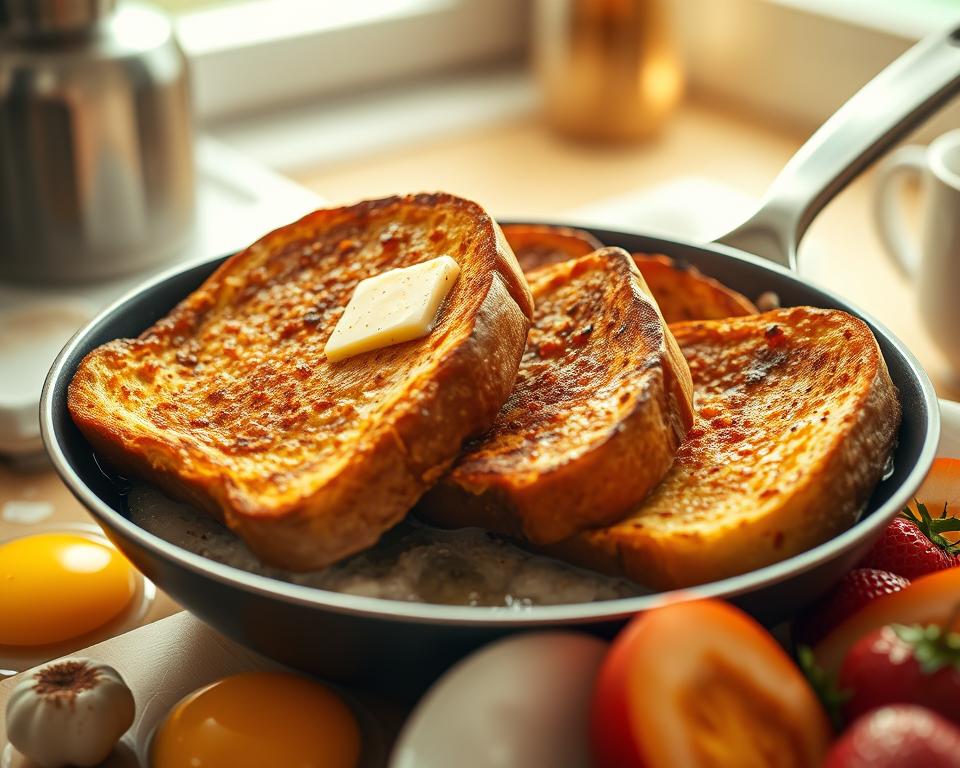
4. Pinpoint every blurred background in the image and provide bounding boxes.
[3,0,960,467]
